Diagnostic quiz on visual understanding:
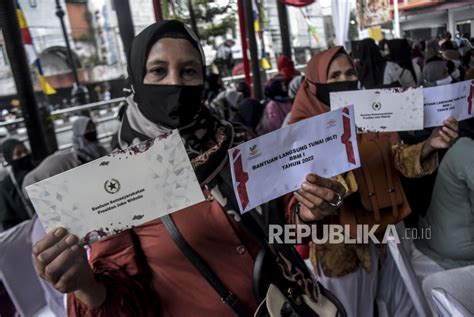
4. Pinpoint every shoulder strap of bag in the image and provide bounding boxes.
[212,167,347,317]
[371,138,399,217]
[161,214,250,317]
[357,137,382,221]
